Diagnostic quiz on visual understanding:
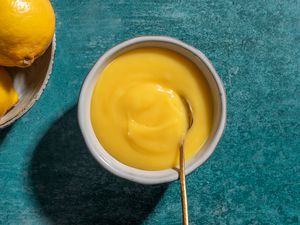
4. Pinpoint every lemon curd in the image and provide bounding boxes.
[91,48,213,170]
